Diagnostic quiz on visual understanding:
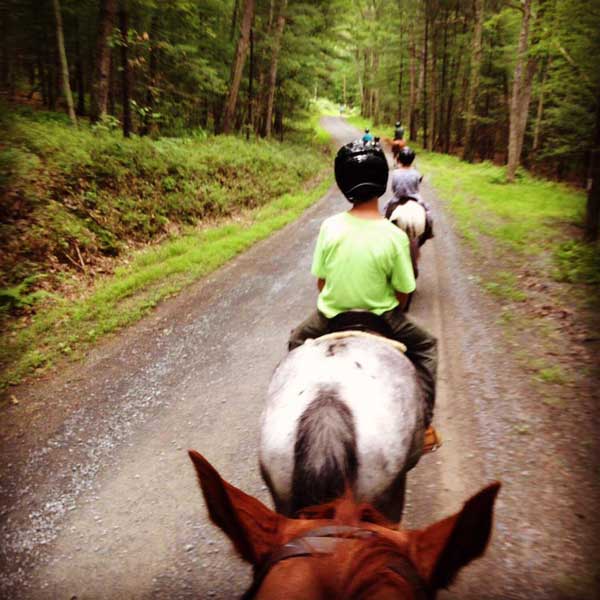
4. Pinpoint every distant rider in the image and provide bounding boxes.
[384,146,434,245]
[394,121,405,141]
[362,128,374,143]
[288,139,438,432]
[391,122,406,161]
